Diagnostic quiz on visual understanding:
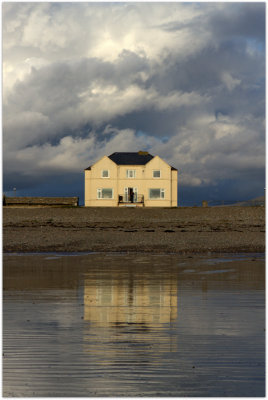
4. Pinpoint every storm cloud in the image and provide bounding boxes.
[3,2,265,204]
